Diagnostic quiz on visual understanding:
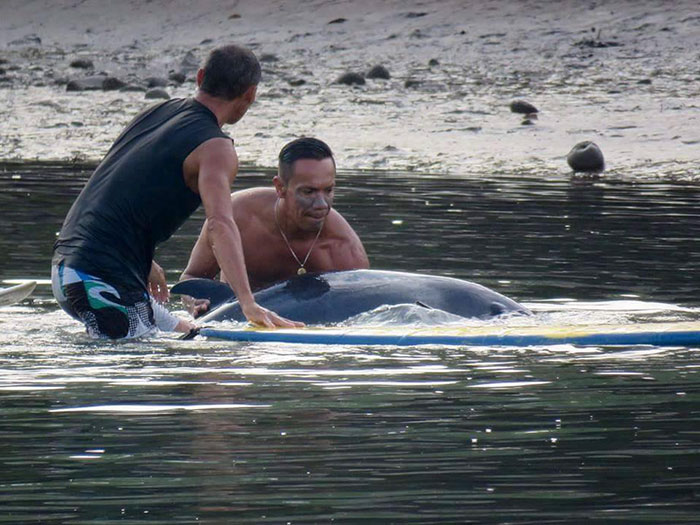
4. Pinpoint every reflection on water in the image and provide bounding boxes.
[1,162,700,523]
